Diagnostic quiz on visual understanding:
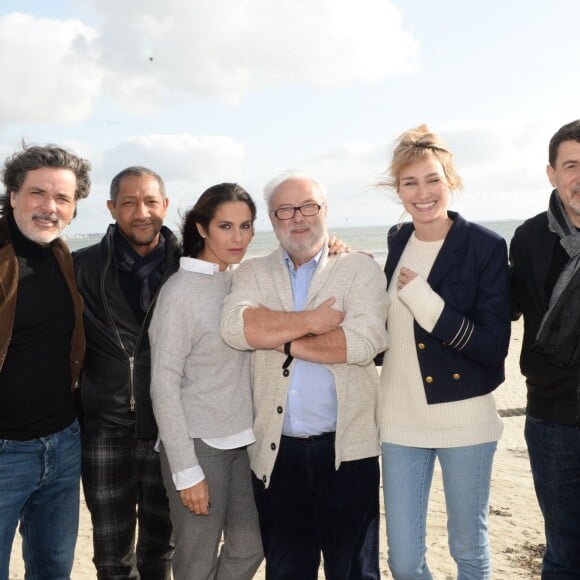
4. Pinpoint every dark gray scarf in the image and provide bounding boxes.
[533,190,580,367]
[114,227,166,313]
